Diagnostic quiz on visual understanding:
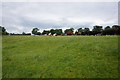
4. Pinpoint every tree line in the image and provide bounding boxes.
[0,26,31,35]
[31,25,120,36]
[0,25,120,36]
